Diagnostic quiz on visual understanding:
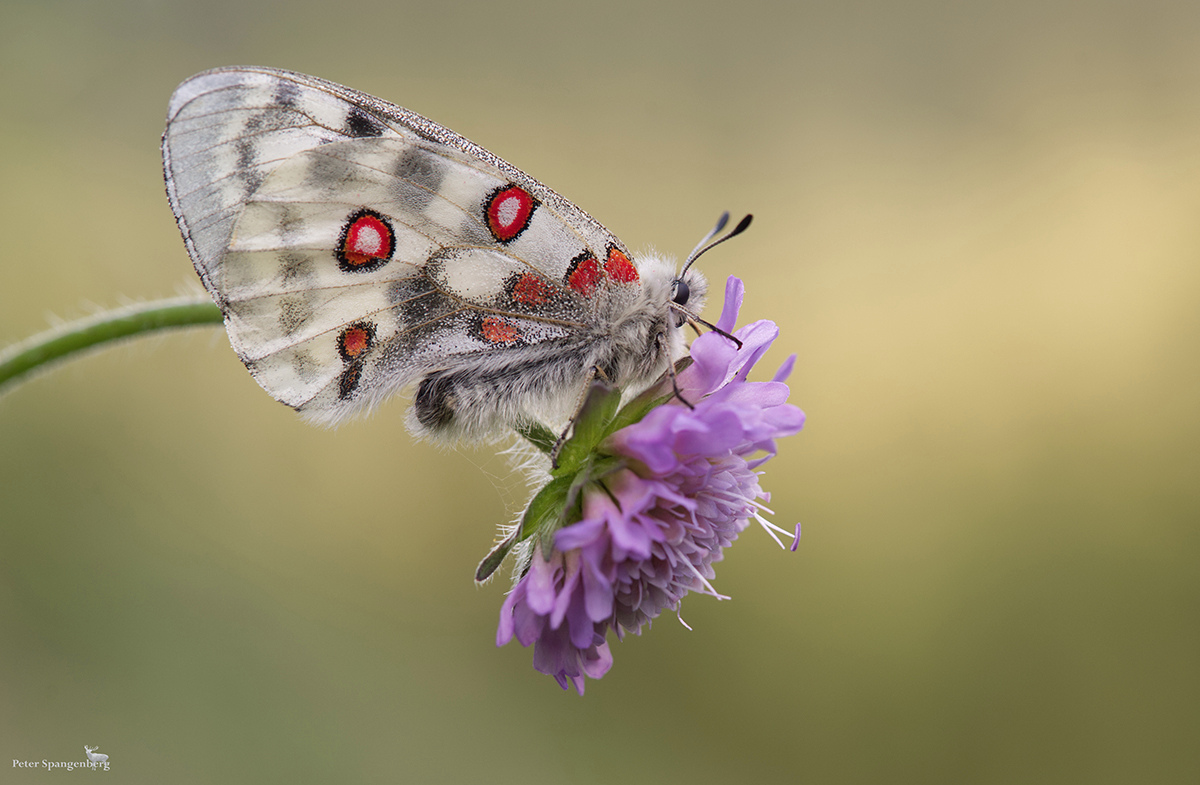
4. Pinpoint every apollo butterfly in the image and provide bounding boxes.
[161,67,748,448]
